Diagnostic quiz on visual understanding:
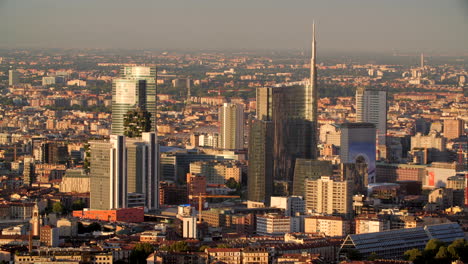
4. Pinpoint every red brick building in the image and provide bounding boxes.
[72,207,144,223]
